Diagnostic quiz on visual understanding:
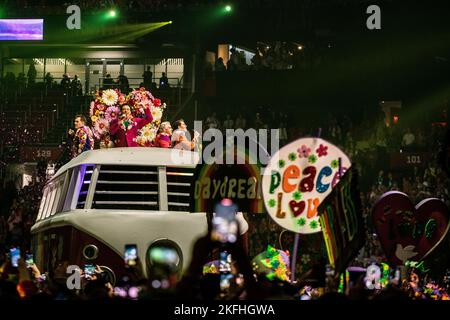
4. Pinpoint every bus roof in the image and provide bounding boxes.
[53,147,200,180]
